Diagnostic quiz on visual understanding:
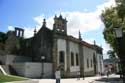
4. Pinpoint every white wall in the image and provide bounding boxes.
[96,53,104,74]
[57,38,102,76]
[96,54,100,73]
[69,41,80,72]
[57,39,80,73]
[101,55,104,74]
[57,39,67,70]
[83,46,95,72]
